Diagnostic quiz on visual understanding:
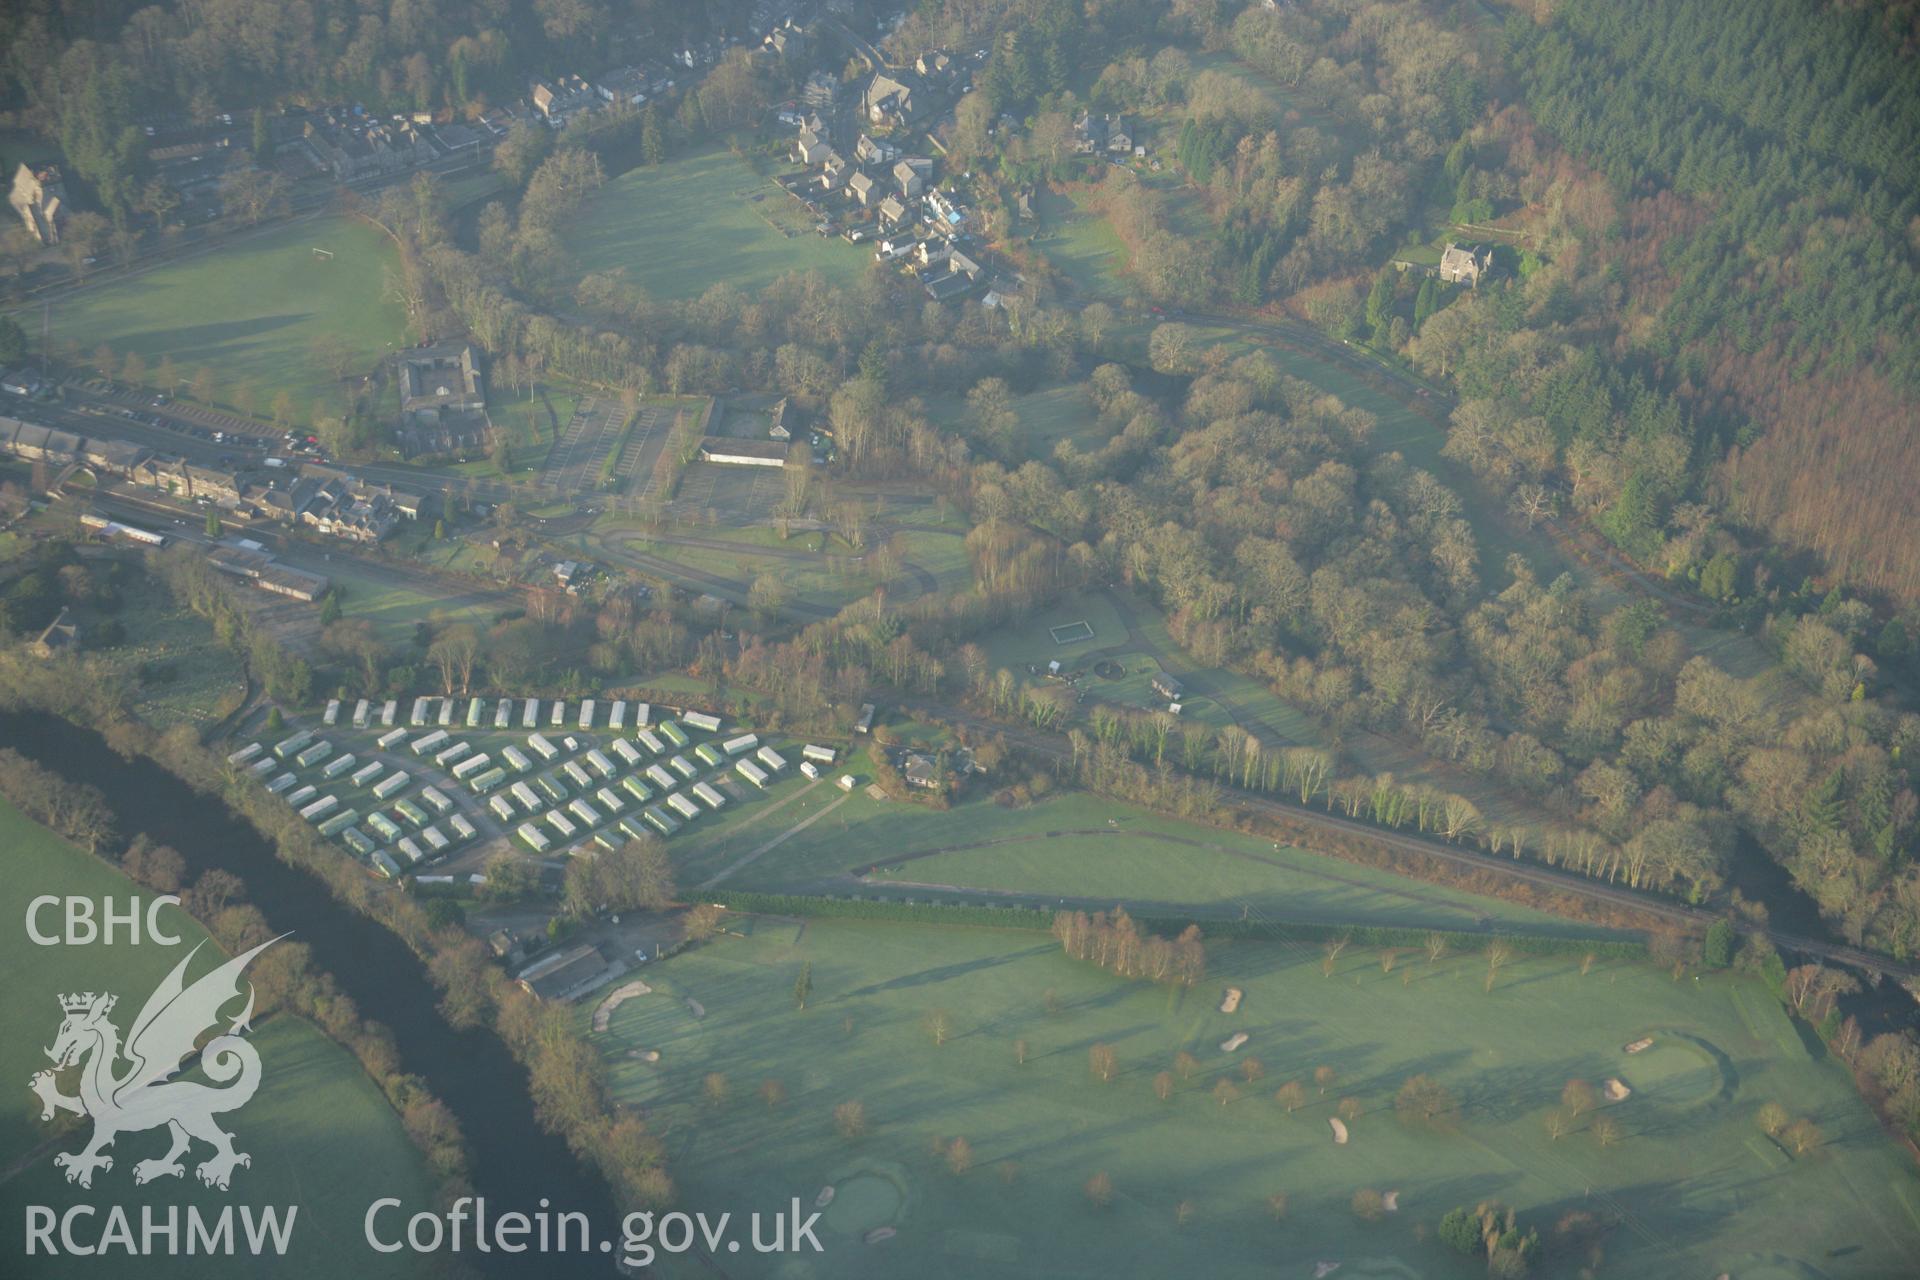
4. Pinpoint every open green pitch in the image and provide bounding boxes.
[0,799,438,1279]
[591,916,1920,1279]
